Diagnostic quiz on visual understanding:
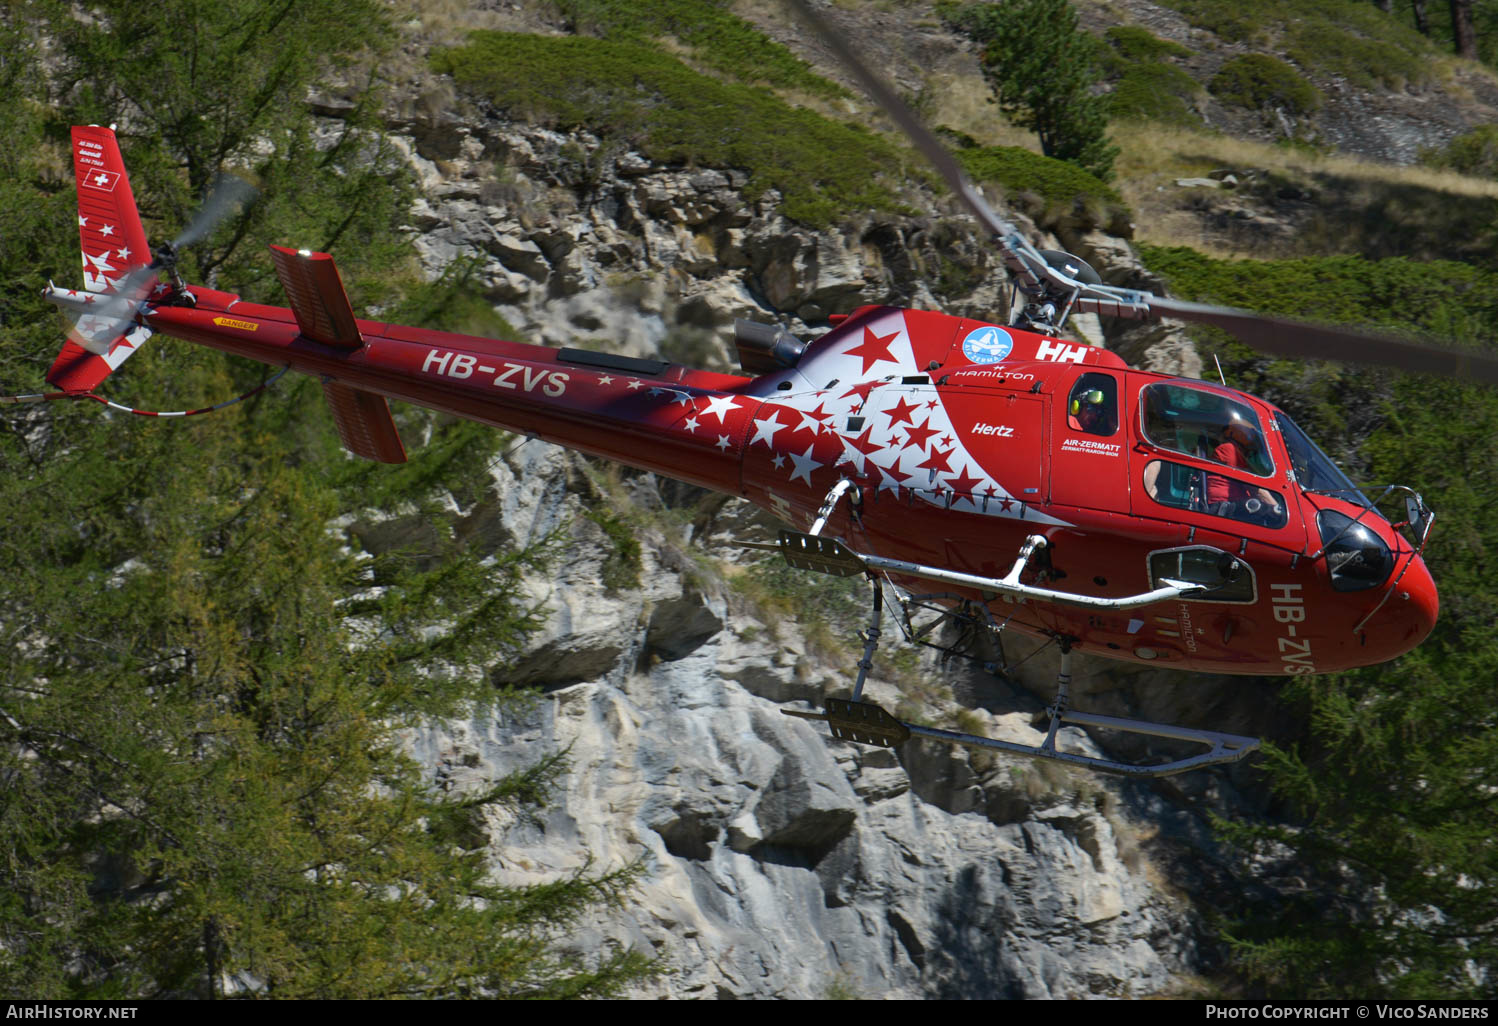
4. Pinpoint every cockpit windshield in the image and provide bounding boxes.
[1140,383,1274,478]
[1274,411,1375,509]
